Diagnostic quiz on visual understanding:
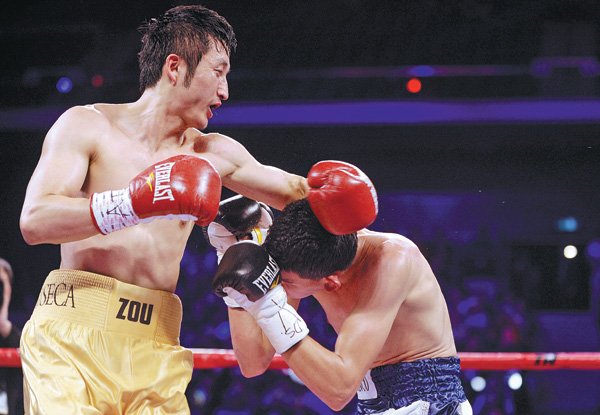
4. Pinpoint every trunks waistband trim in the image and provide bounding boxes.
[31,269,182,345]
